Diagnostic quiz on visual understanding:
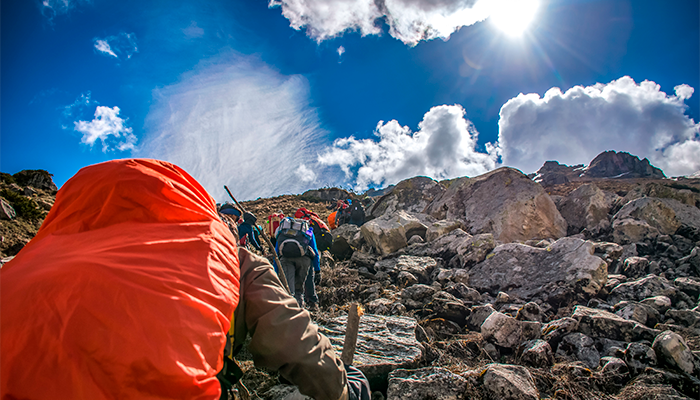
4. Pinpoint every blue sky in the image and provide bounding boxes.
[2,0,699,201]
